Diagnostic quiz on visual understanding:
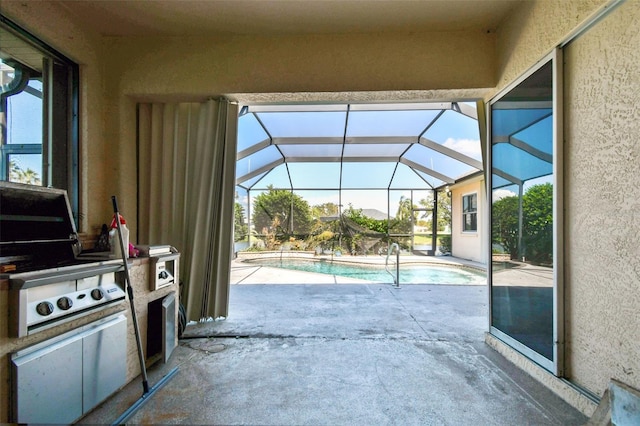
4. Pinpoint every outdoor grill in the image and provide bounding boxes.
[1,181,125,337]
